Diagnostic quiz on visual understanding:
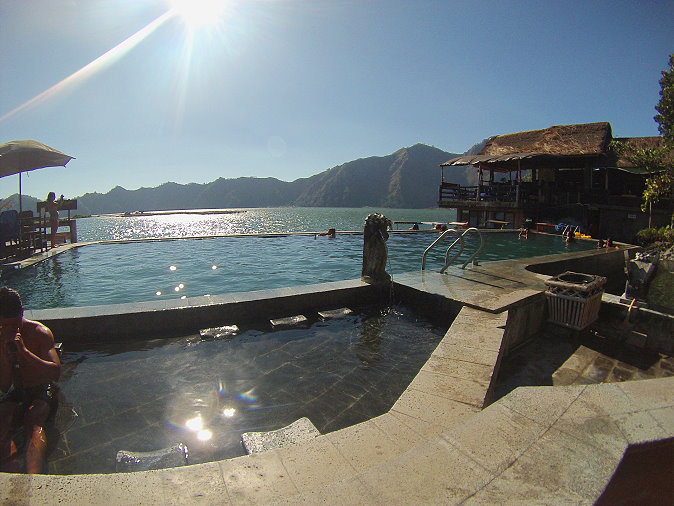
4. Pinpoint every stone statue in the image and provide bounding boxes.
[362,213,392,283]
[622,249,659,305]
